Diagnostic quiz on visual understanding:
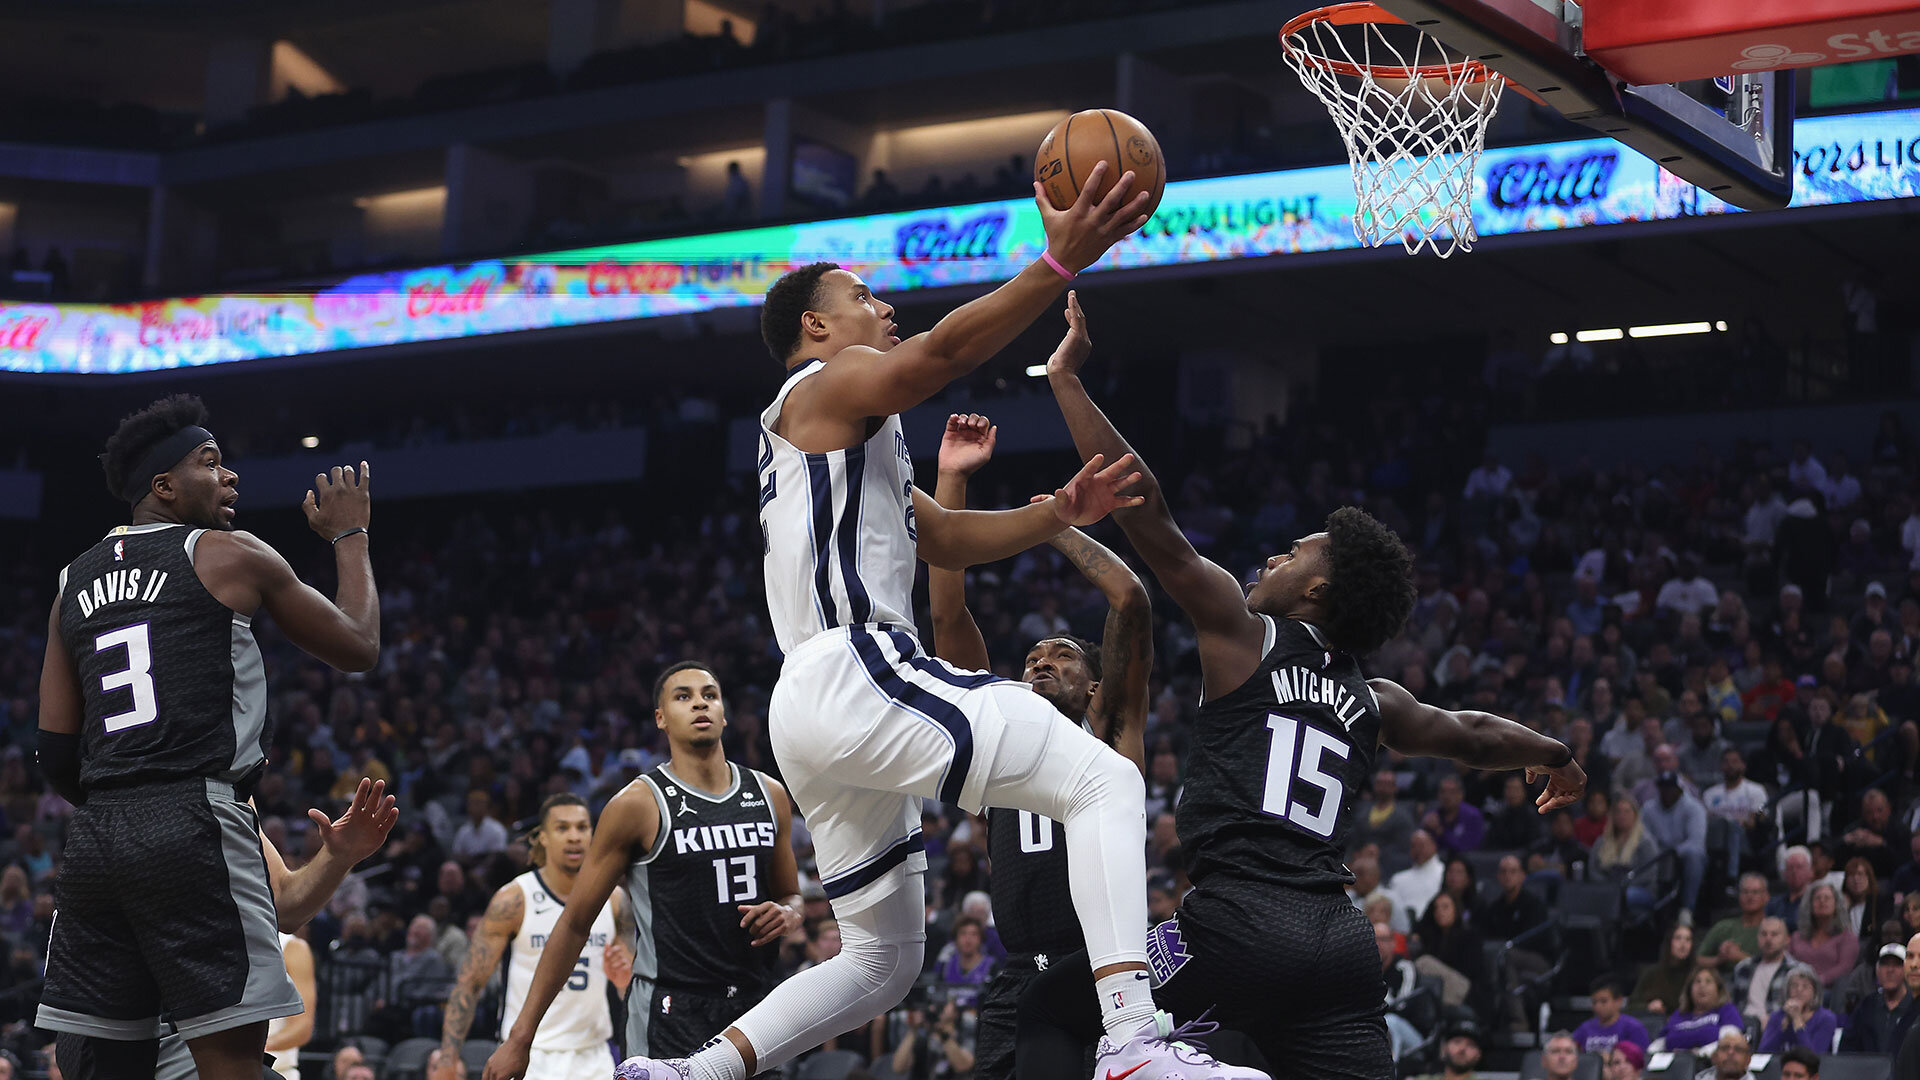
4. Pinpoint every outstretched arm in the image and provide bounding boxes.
[484,784,659,1080]
[781,169,1150,441]
[193,463,379,672]
[912,452,1143,571]
[1372,678,1585,811]
[1049,529,1151,774]
[1044,293,1265,698]
[260,778,400,932]
[928,414,995,672]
